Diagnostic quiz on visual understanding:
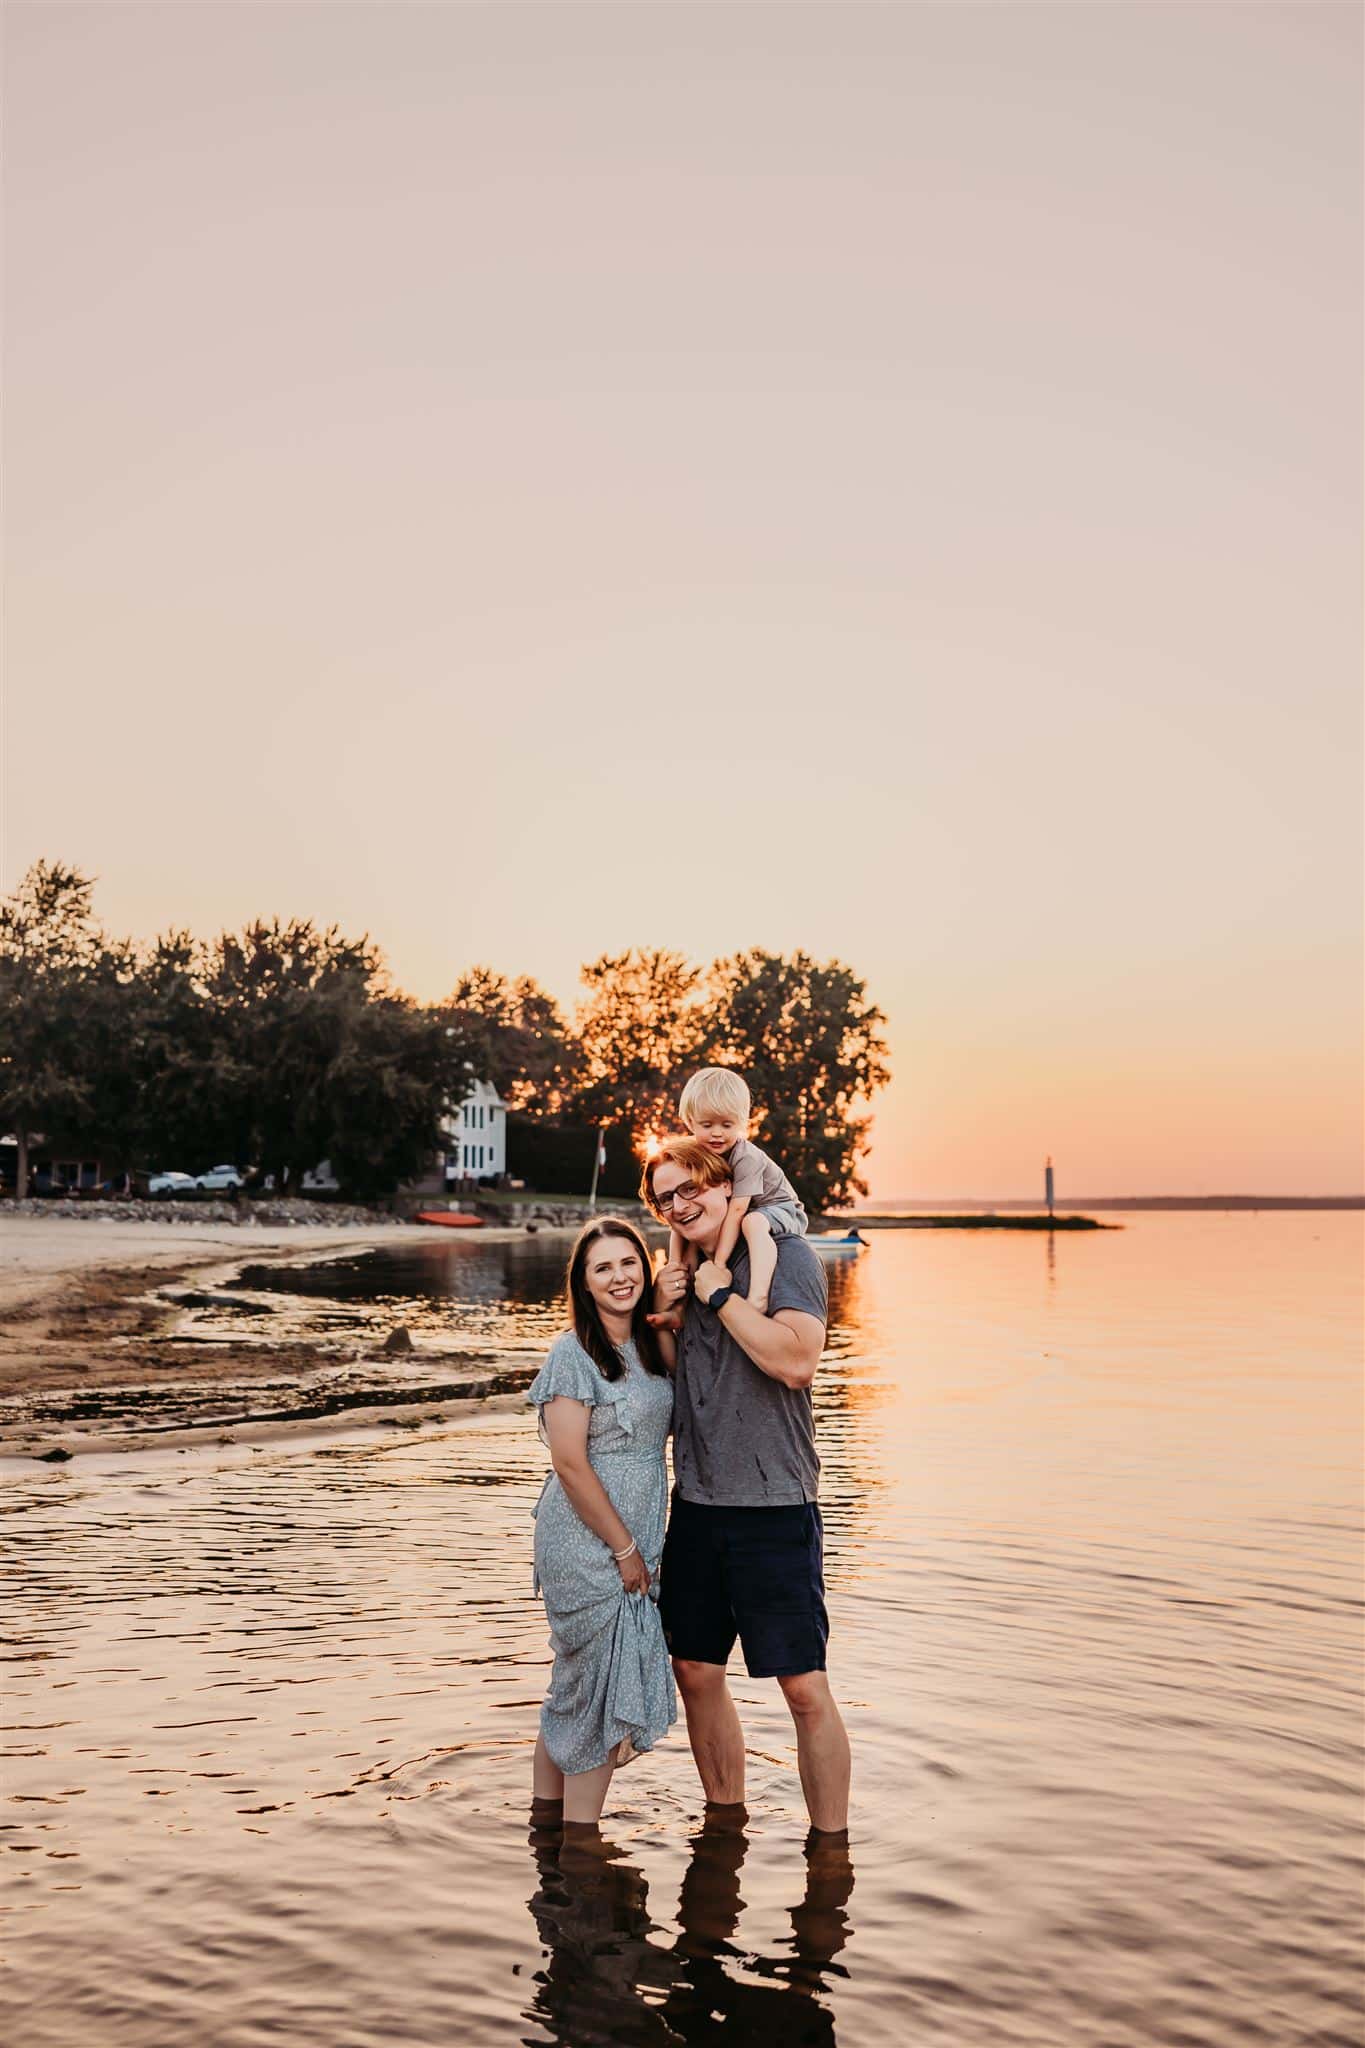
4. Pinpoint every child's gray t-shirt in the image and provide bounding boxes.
[671,1235,828,1507]
[724,1137,804,1218]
